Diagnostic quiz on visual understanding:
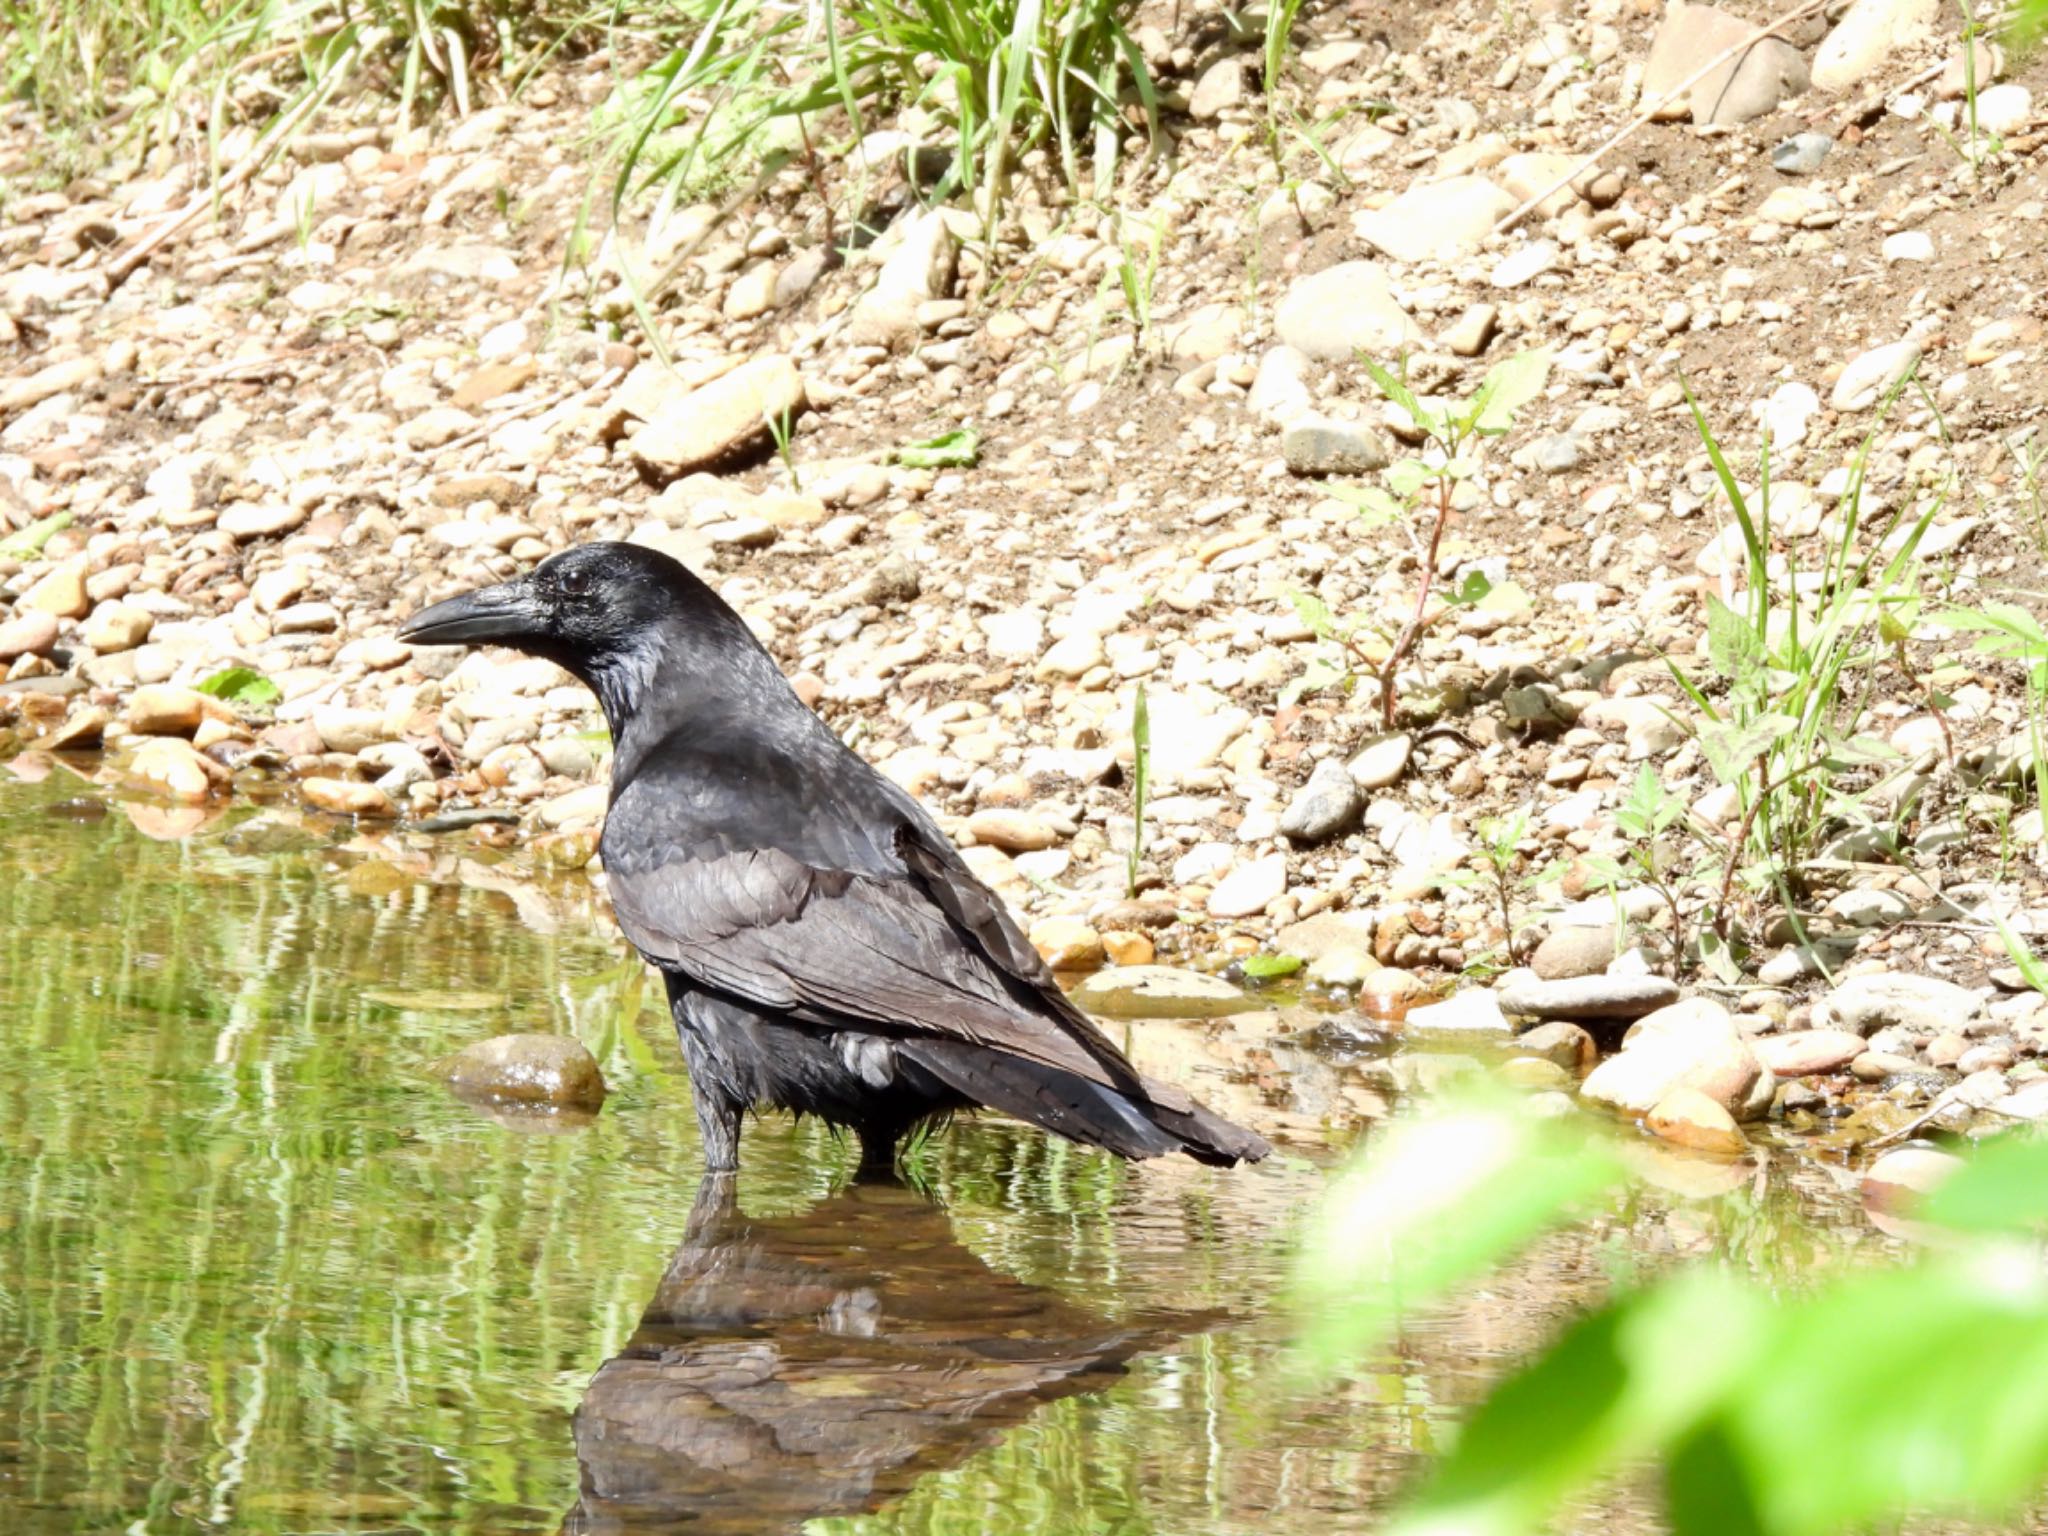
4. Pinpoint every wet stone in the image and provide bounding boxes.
[1069,965,1256,1019]
[438,1033,607,1109]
